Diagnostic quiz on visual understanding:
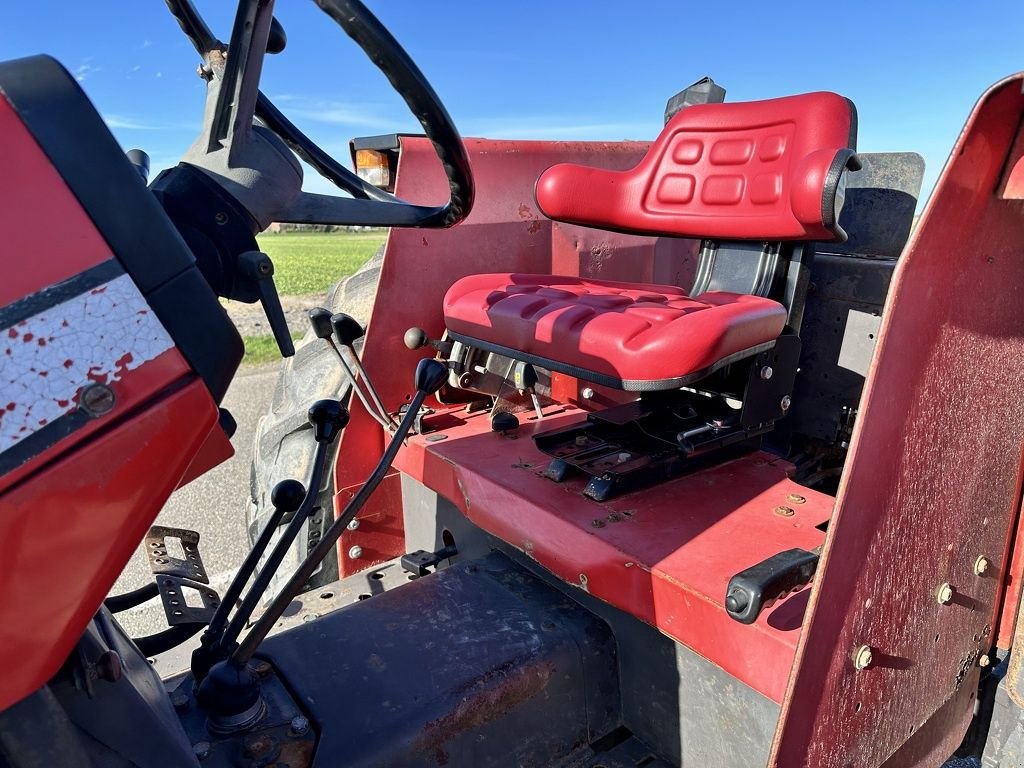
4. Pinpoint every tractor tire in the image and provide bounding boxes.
[245,246,383,596]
